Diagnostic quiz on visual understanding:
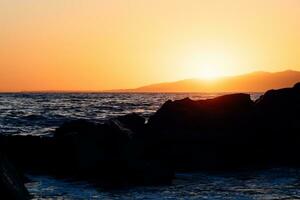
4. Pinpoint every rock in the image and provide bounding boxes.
[255,83,300,116]
[112,113,145,134]
[146,94,258,170]
[145,83,300,170]
[148,94,254,133]
[53,119,174,185]
[0,135,56,173]
[54,120,130,180]
[254,82,300,165]
[255,82,300,134]
[293,82,300,91]
[148,93,255,142]
[0,153,30,200]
